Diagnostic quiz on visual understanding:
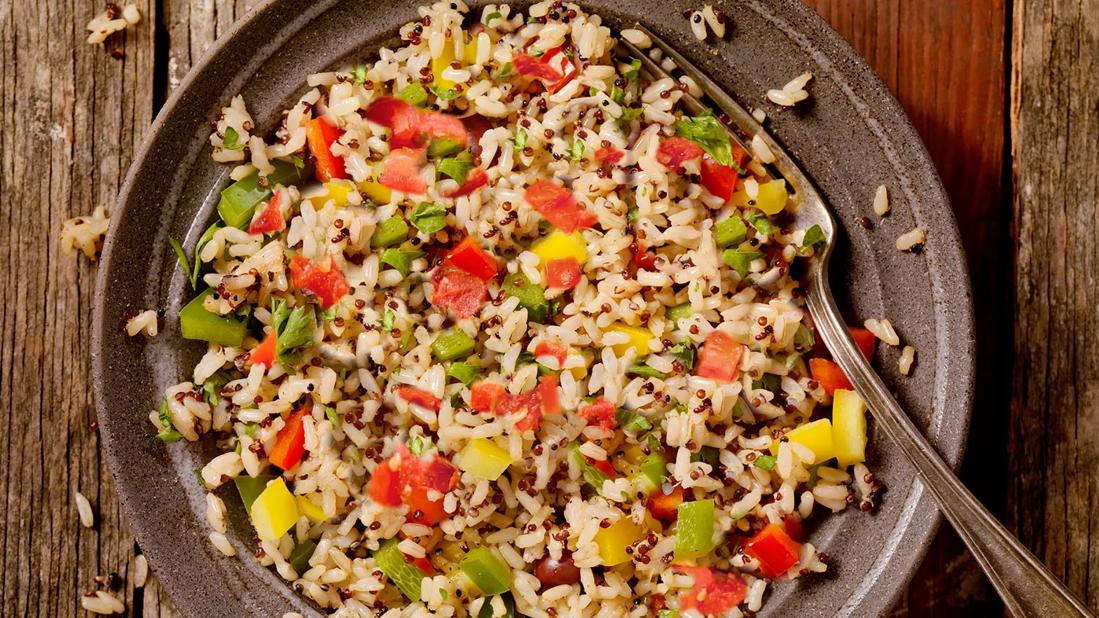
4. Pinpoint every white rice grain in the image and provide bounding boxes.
[864,318,900,347]
[873,184,890,216]
[899,345,916,375]
[896,227,926,252]
[81,591,125,615]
